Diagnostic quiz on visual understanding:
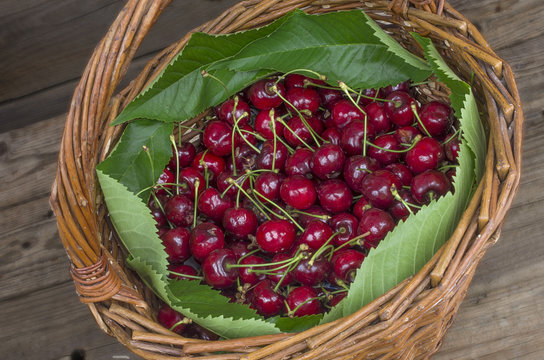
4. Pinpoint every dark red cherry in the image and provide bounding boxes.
[169,142,196,170]
[228,144,258,172]
[149,198,167,227]
[384,91,417,126]
[418,101,452,137]
[160,227,191,263]
[340,120,376,156]
[292,256,330,286]
[286,286,322,317]
[185,323,220,341]
[405,137,444,174]
[358,208,395,249]
[443,133,461,163]
[256,140,289,171]
[358,88,384,106]
[168,264,198,281]
[202,248,238,289]
[296,205,331,227]
[330,213,359,247]
[365,101,391,134]
[317,179,353,214]
[250,280,285,317]
[156,168,175,196]
[331,99,364,128]
[202,120,232,157]
[298,221,334,251]
[410,170,451,205]
[342,155,380,193]
[352,197,371,220]
[361,170,402,209]
[248,78,285,110]
[284,73,308,89]
[394,126,421,145]
[331,249,365,283]
[255,109,285,140]
[389,189,418,221]
[192,151,226,177]
[285,148,313,177]
[283,115,323,147]
[157,304,187,334]
[321,127,341,145]
[311,143,346,179]
[216,172,249,199]
[446,168,457,190]
[368,134,401,165]
[239,255,267,285]
[319,88,343,110]
[329,292,347,307]
[178,167,205,198]
[254,172,283,201]
[384,163,413,187]
[382,80,410,96]
[286,87,320,114]
[267,253,294,287]
[226,240,251,261]
[190,222,225,262]
[165,195,194,227]
[256,219,296,254]
[280,175,317,210]
[222,207,258,239]
[233,123,257,148]
[218,97,251,126]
